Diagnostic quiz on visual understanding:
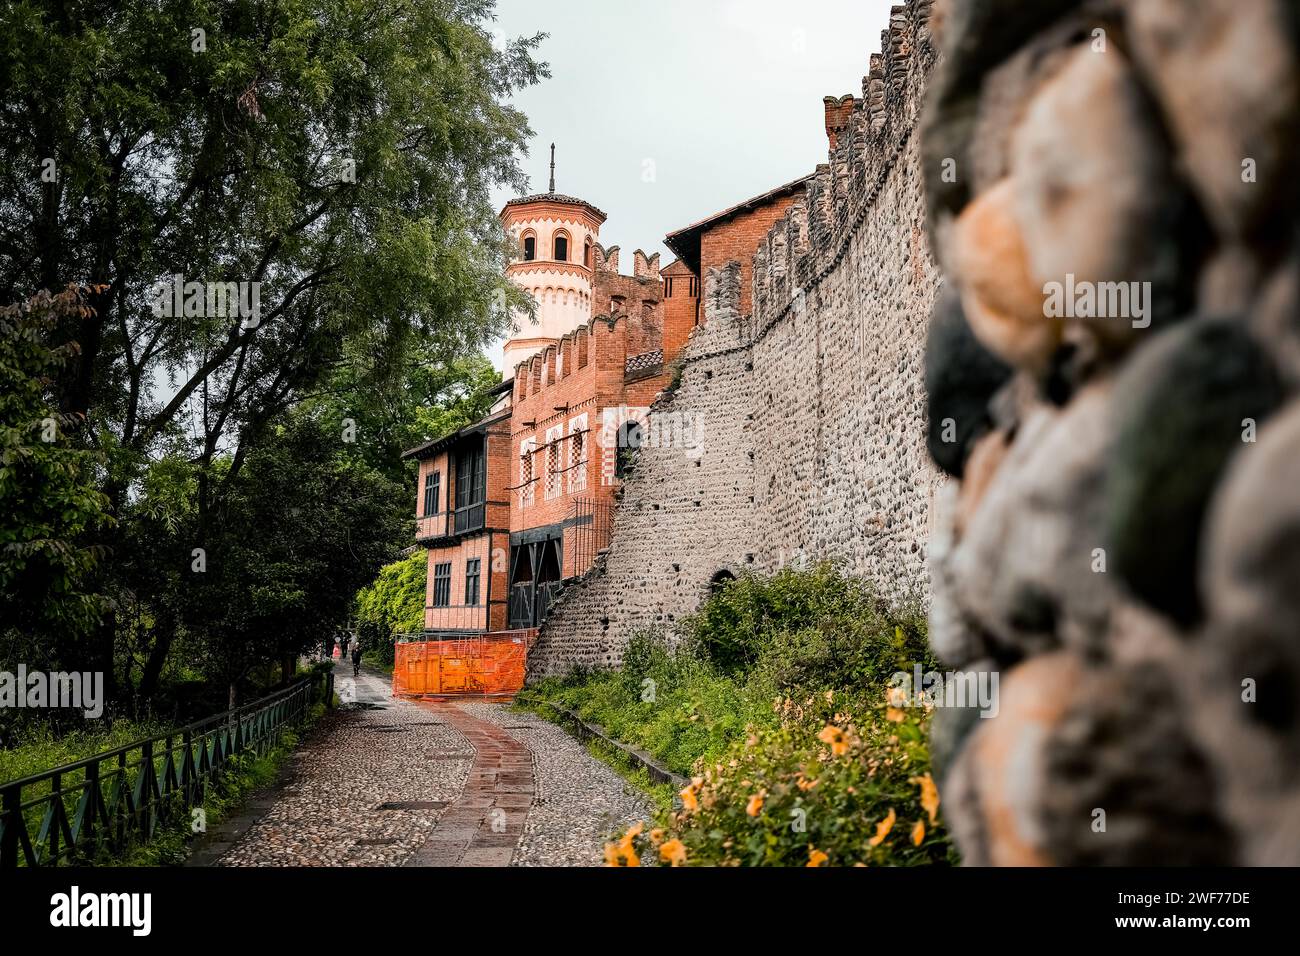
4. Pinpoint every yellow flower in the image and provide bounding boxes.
[660,838,687,867]
[679,783,699,813]
[912,820,925,846]
[625,821,644,840]
[910,773,940,824]
[868,808,897,847]
[604,837,640,867]
[796,774,819,792]
[818,724,849,757]
[649,828,665,846]
[886,707,907,723]
[746,792,765,817]
[807,847,829,868]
